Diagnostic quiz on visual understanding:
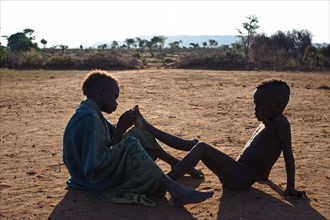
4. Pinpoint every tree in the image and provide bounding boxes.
[135,37,142,47]
[202,42,208,48]
[111,41,118,49]
[321,44,330,57]
[125,38,135,49]
[23,28,35,40]
[290,29,312,57]
[136,38,148,52]
[151,36,160,45]
[208,39,218,48]
[58,44,68,52]
[158,36,167,52]
[270,31,294,51]
[40,39,47,48]
[237,15,260,60]
[189,43,200,49]
[146,40,154,57]
[168,40,182,49]
[151,36,161,53]
[7,31,38,51]
[220,45,230,52]
[98,44,107,49]
[150,36,167,53]
[269,29,312,57]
